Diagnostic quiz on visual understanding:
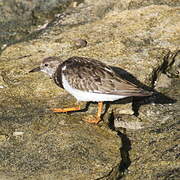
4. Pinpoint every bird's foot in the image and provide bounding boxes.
[83,115,101,124]
[51,106,81,113]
